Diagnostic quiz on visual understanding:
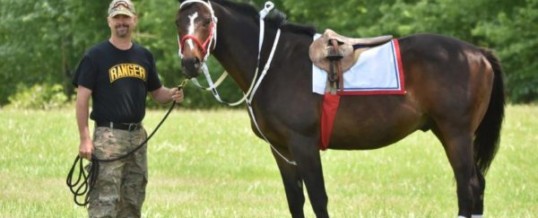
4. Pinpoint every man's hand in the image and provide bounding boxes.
[79,138,94,160]
[169,87,184,103]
